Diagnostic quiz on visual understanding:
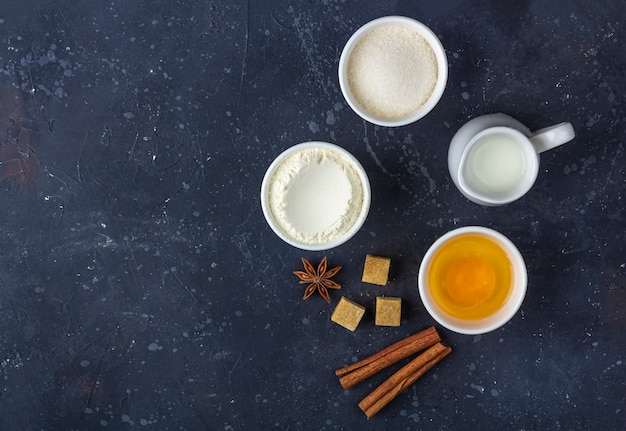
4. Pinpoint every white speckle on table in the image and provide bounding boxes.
[325,110,336,125]
[148,342,163,352]
[470,383,485,394]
